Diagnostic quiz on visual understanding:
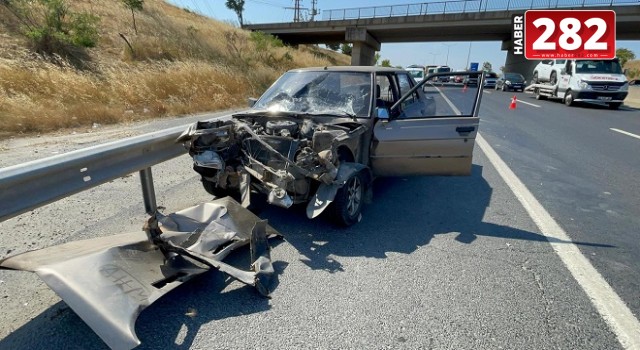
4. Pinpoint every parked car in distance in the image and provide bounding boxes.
[496,72,526,92]
[532,59,566,85]
[483,72,498,89]
[179,67,484,226]
[463,72,480,85]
